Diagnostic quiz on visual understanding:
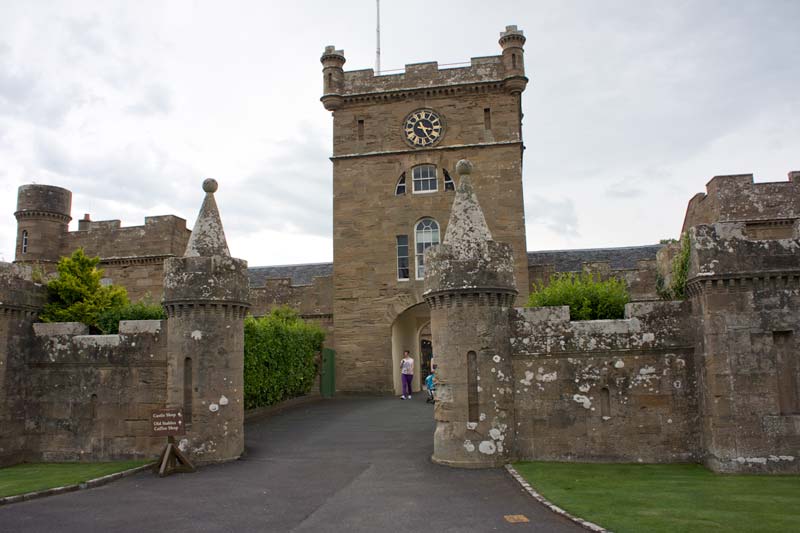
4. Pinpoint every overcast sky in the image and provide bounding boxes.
[1,1,798,266]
